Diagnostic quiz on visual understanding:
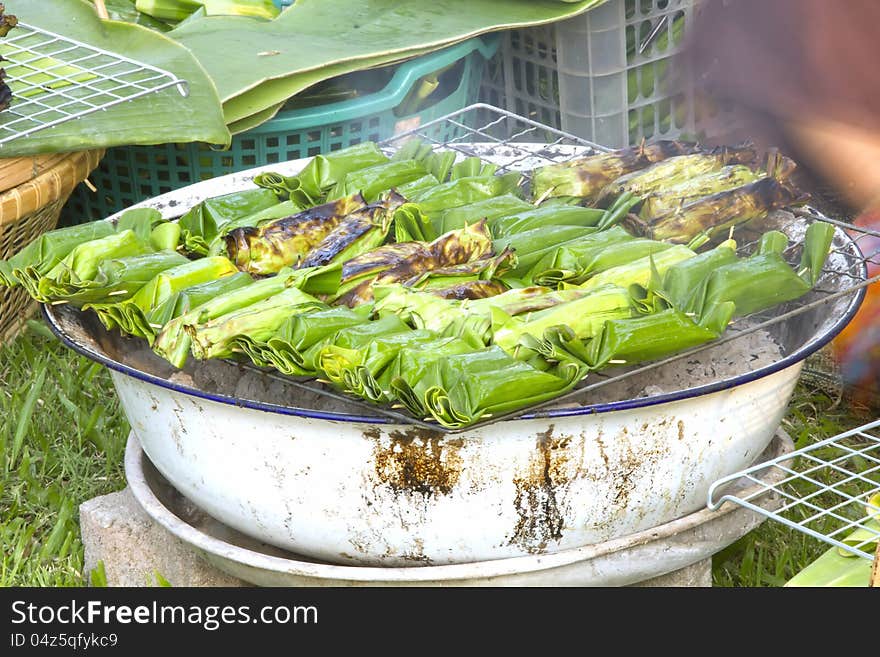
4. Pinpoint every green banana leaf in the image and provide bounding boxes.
[429,194,534,238]
[166,0,604,125]
[85,255,239,341]
[255,304,373,375]
[187,284,324,360]
[575,244,697,293]
[328,160,428,202]
[253,142,389,206]
[493,225,602,279]
[372,283,493,340]
[152,267,296,367]
[587,308,720,370]
[488,204,605,239]
[409,173,524,217]
[28,230,154,303]
[0,221,116,287]
[145,270,254,327]
[784,546,873,587]
[491,283,634,353]
[5,0,228,156]
[526,226,659,287]
[41,250,190,306]
[395,345,585,428]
